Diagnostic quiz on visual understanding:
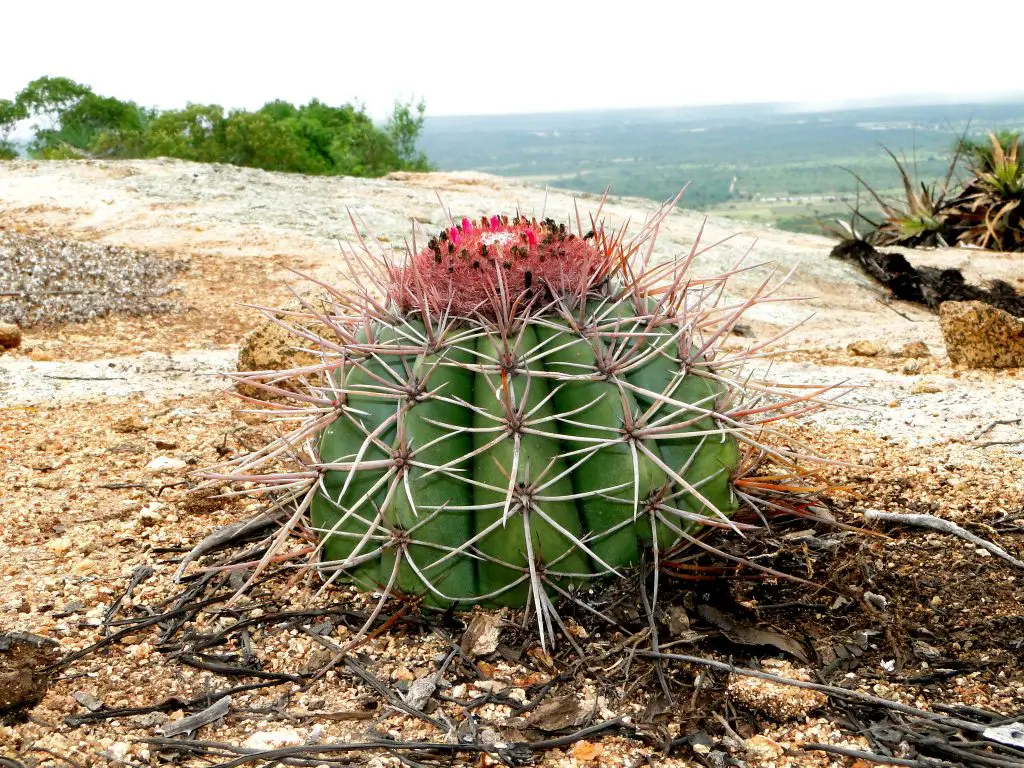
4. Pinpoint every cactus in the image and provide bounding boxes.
[212,200,831,644]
